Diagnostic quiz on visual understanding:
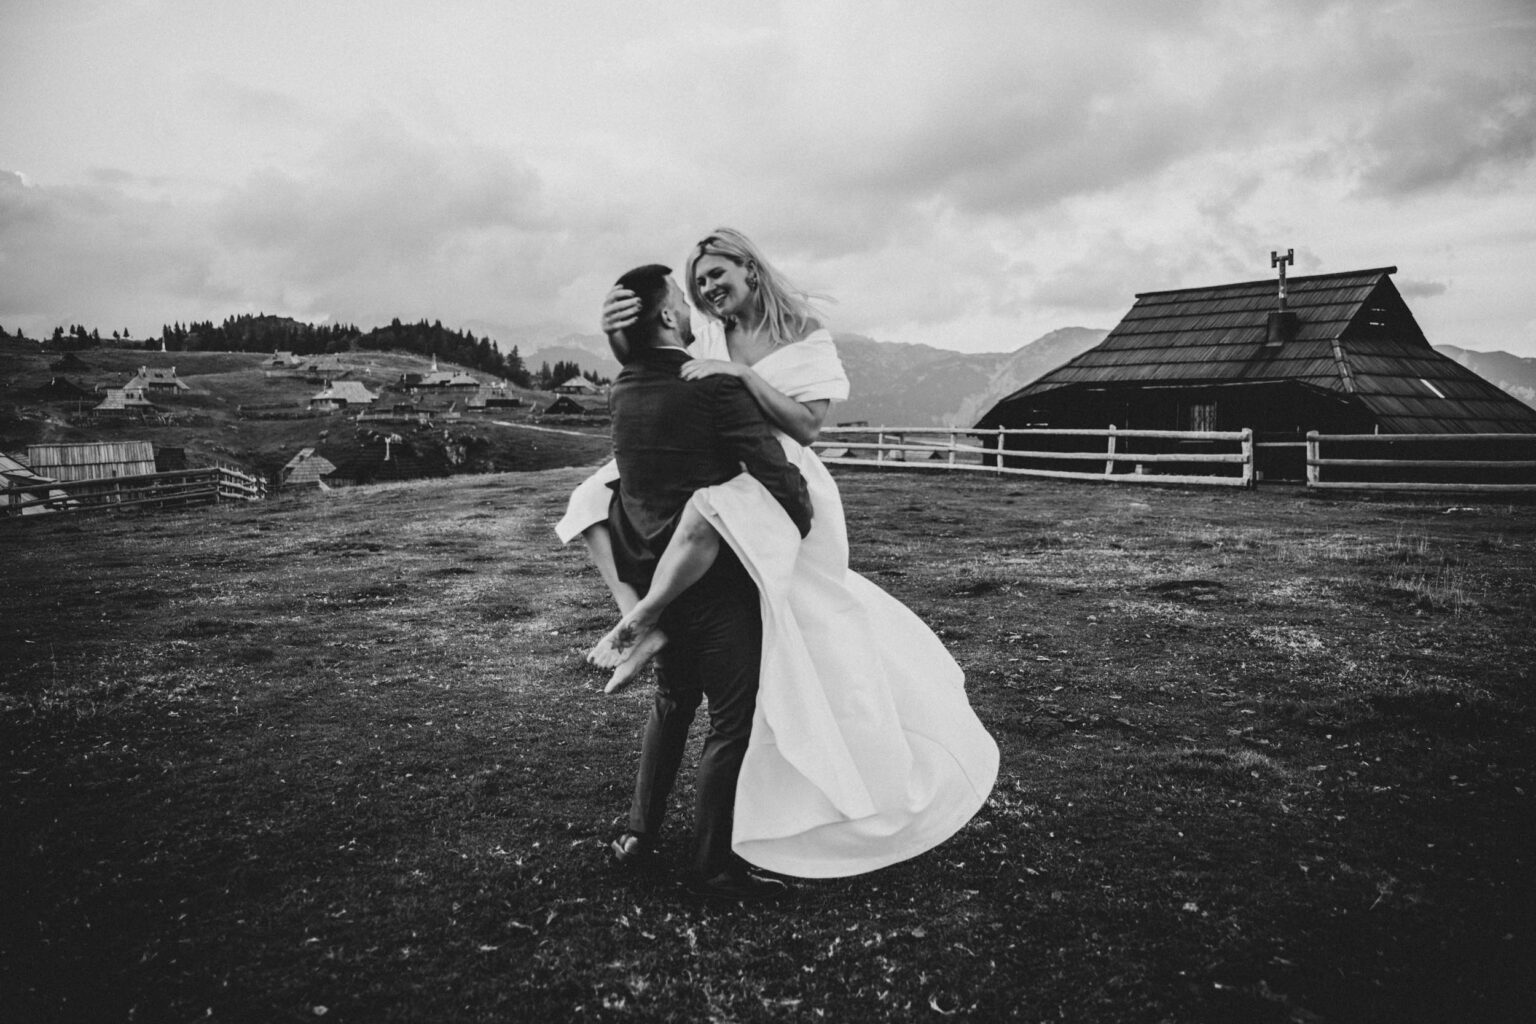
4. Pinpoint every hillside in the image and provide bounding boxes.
[9,329,1531,491]
[1436,345,1536,408]
[947,326,1111,426]
[825,335,1003,426]
[522,333,622,383]
[0,344,611,483]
